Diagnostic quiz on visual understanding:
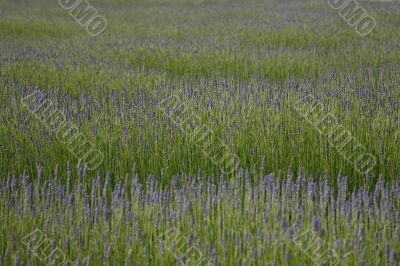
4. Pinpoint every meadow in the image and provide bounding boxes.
[0,0,399,265]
